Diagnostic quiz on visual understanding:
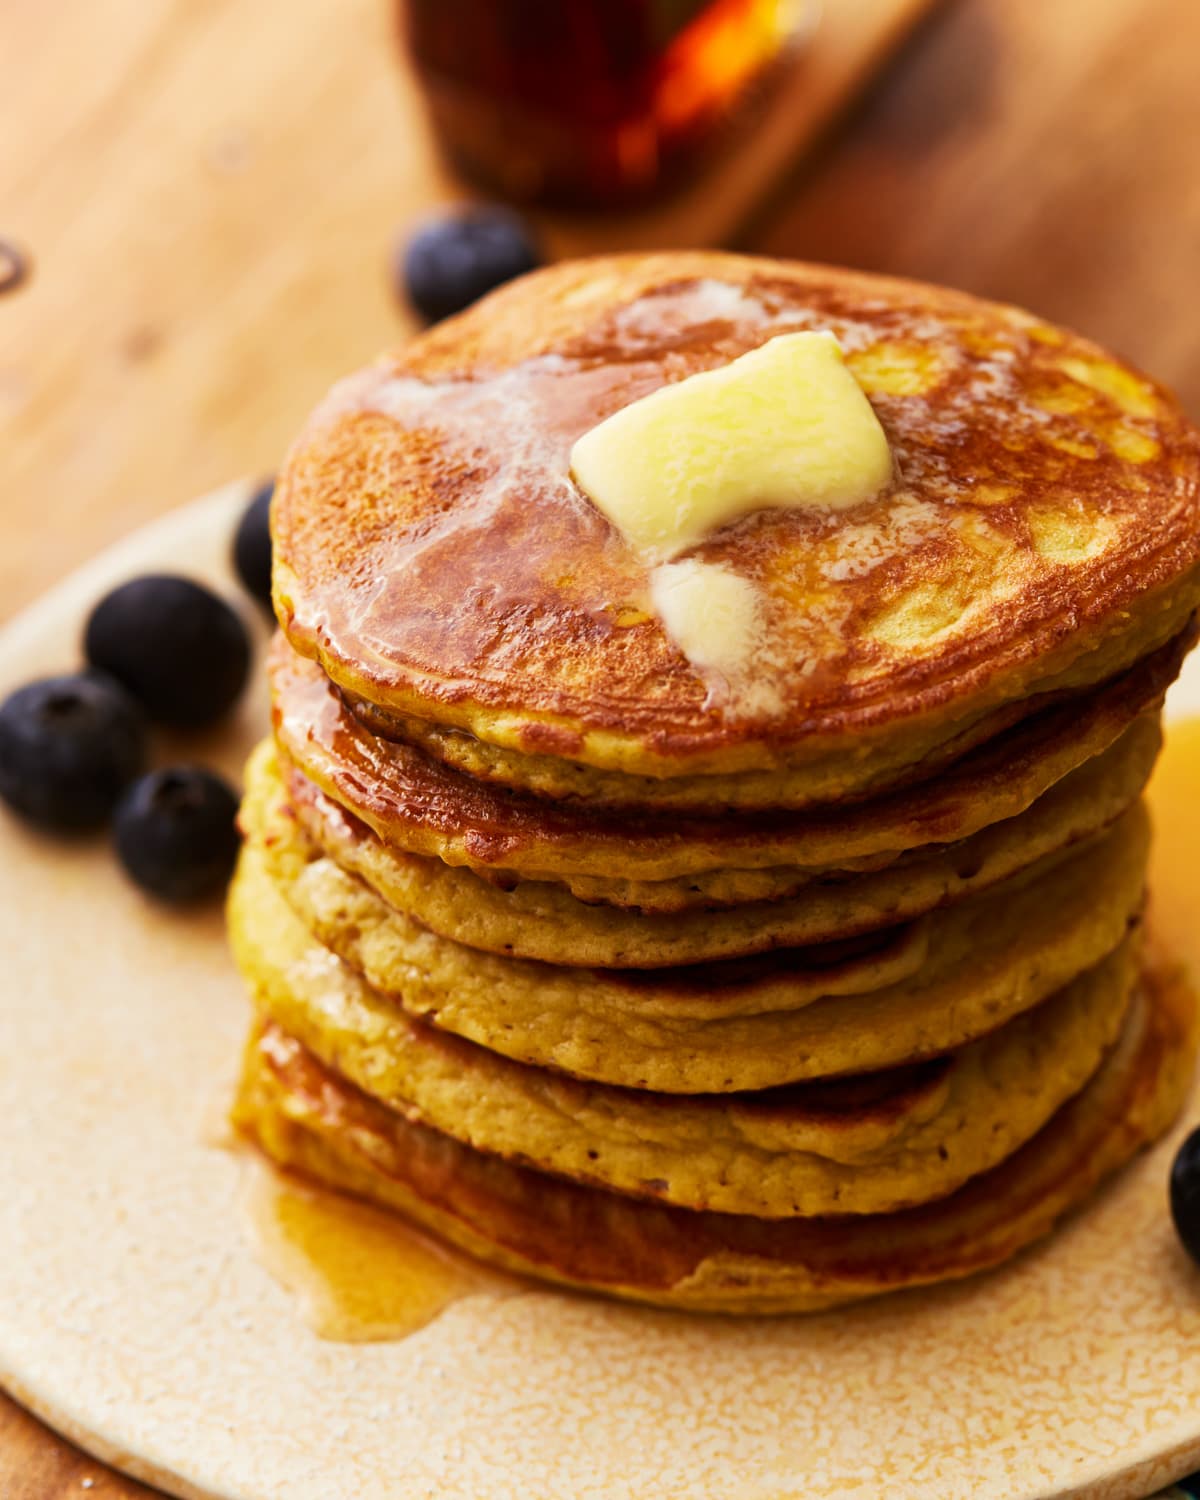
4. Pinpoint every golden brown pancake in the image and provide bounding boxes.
[229,252,1200,1320]
[236,251,1200,1316]
[263,723,1155,967]
[241,744,1149,1092]
[272,253,1200,800]
[228,837,1141,1218]
[269,626,1184,887]
[231,950,1197,1313]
